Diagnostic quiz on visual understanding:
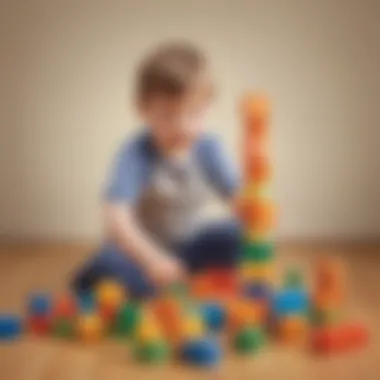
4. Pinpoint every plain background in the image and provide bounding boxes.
[0,0,379,242]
